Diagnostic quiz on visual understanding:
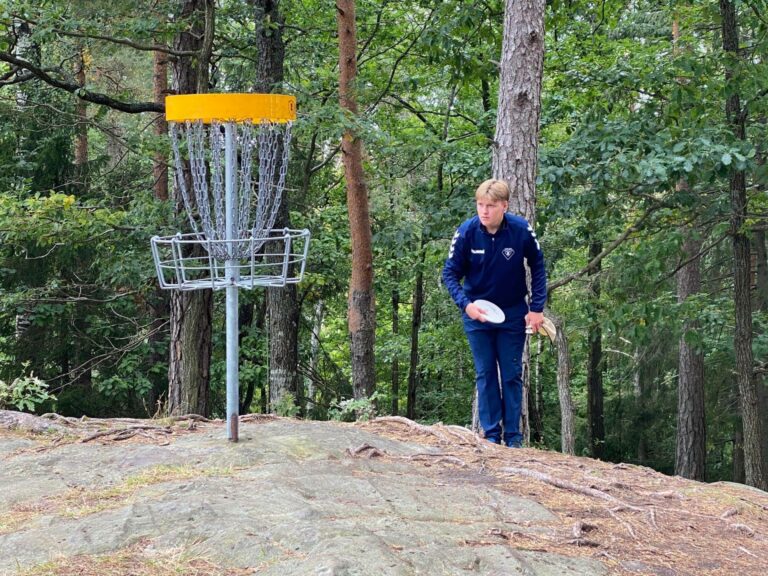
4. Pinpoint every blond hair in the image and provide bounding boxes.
[474,179,510,202]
